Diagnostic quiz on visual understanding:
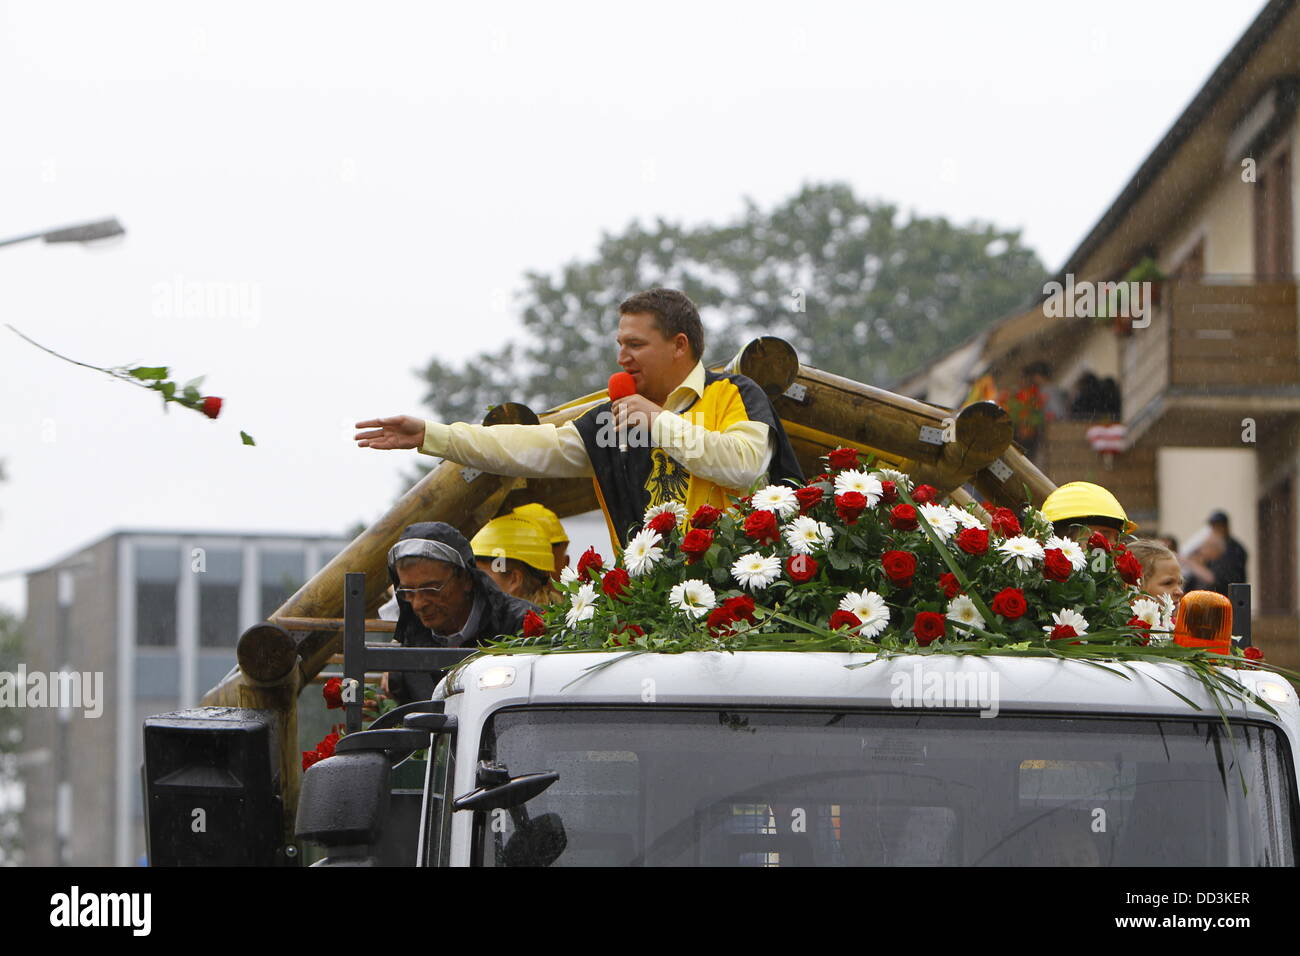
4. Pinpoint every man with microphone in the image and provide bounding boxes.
[355,288,802,548]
